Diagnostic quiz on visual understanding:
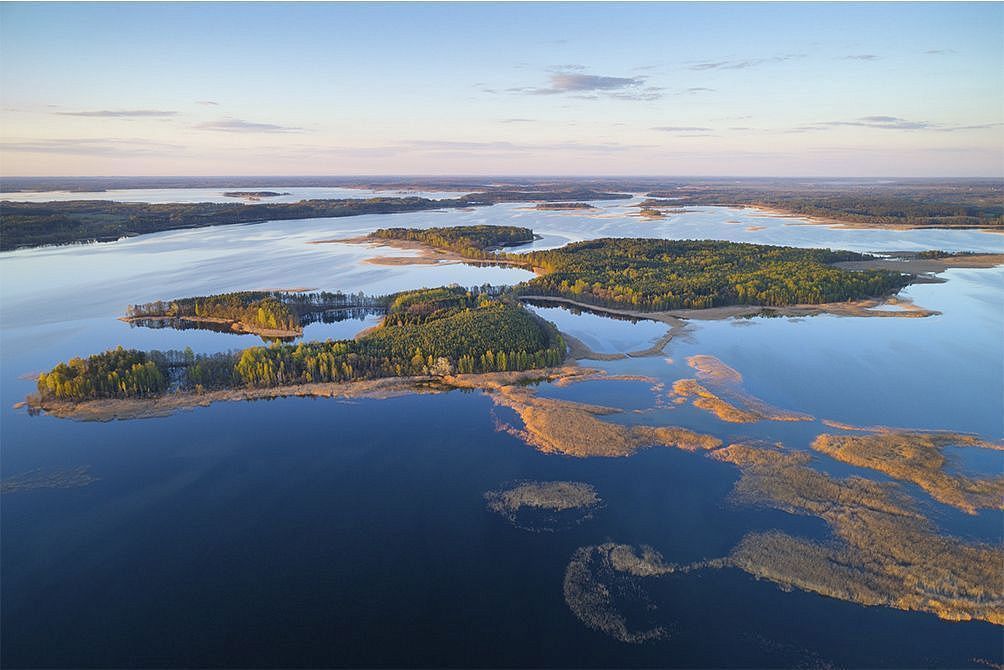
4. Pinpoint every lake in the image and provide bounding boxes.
[2,192,1001,667]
